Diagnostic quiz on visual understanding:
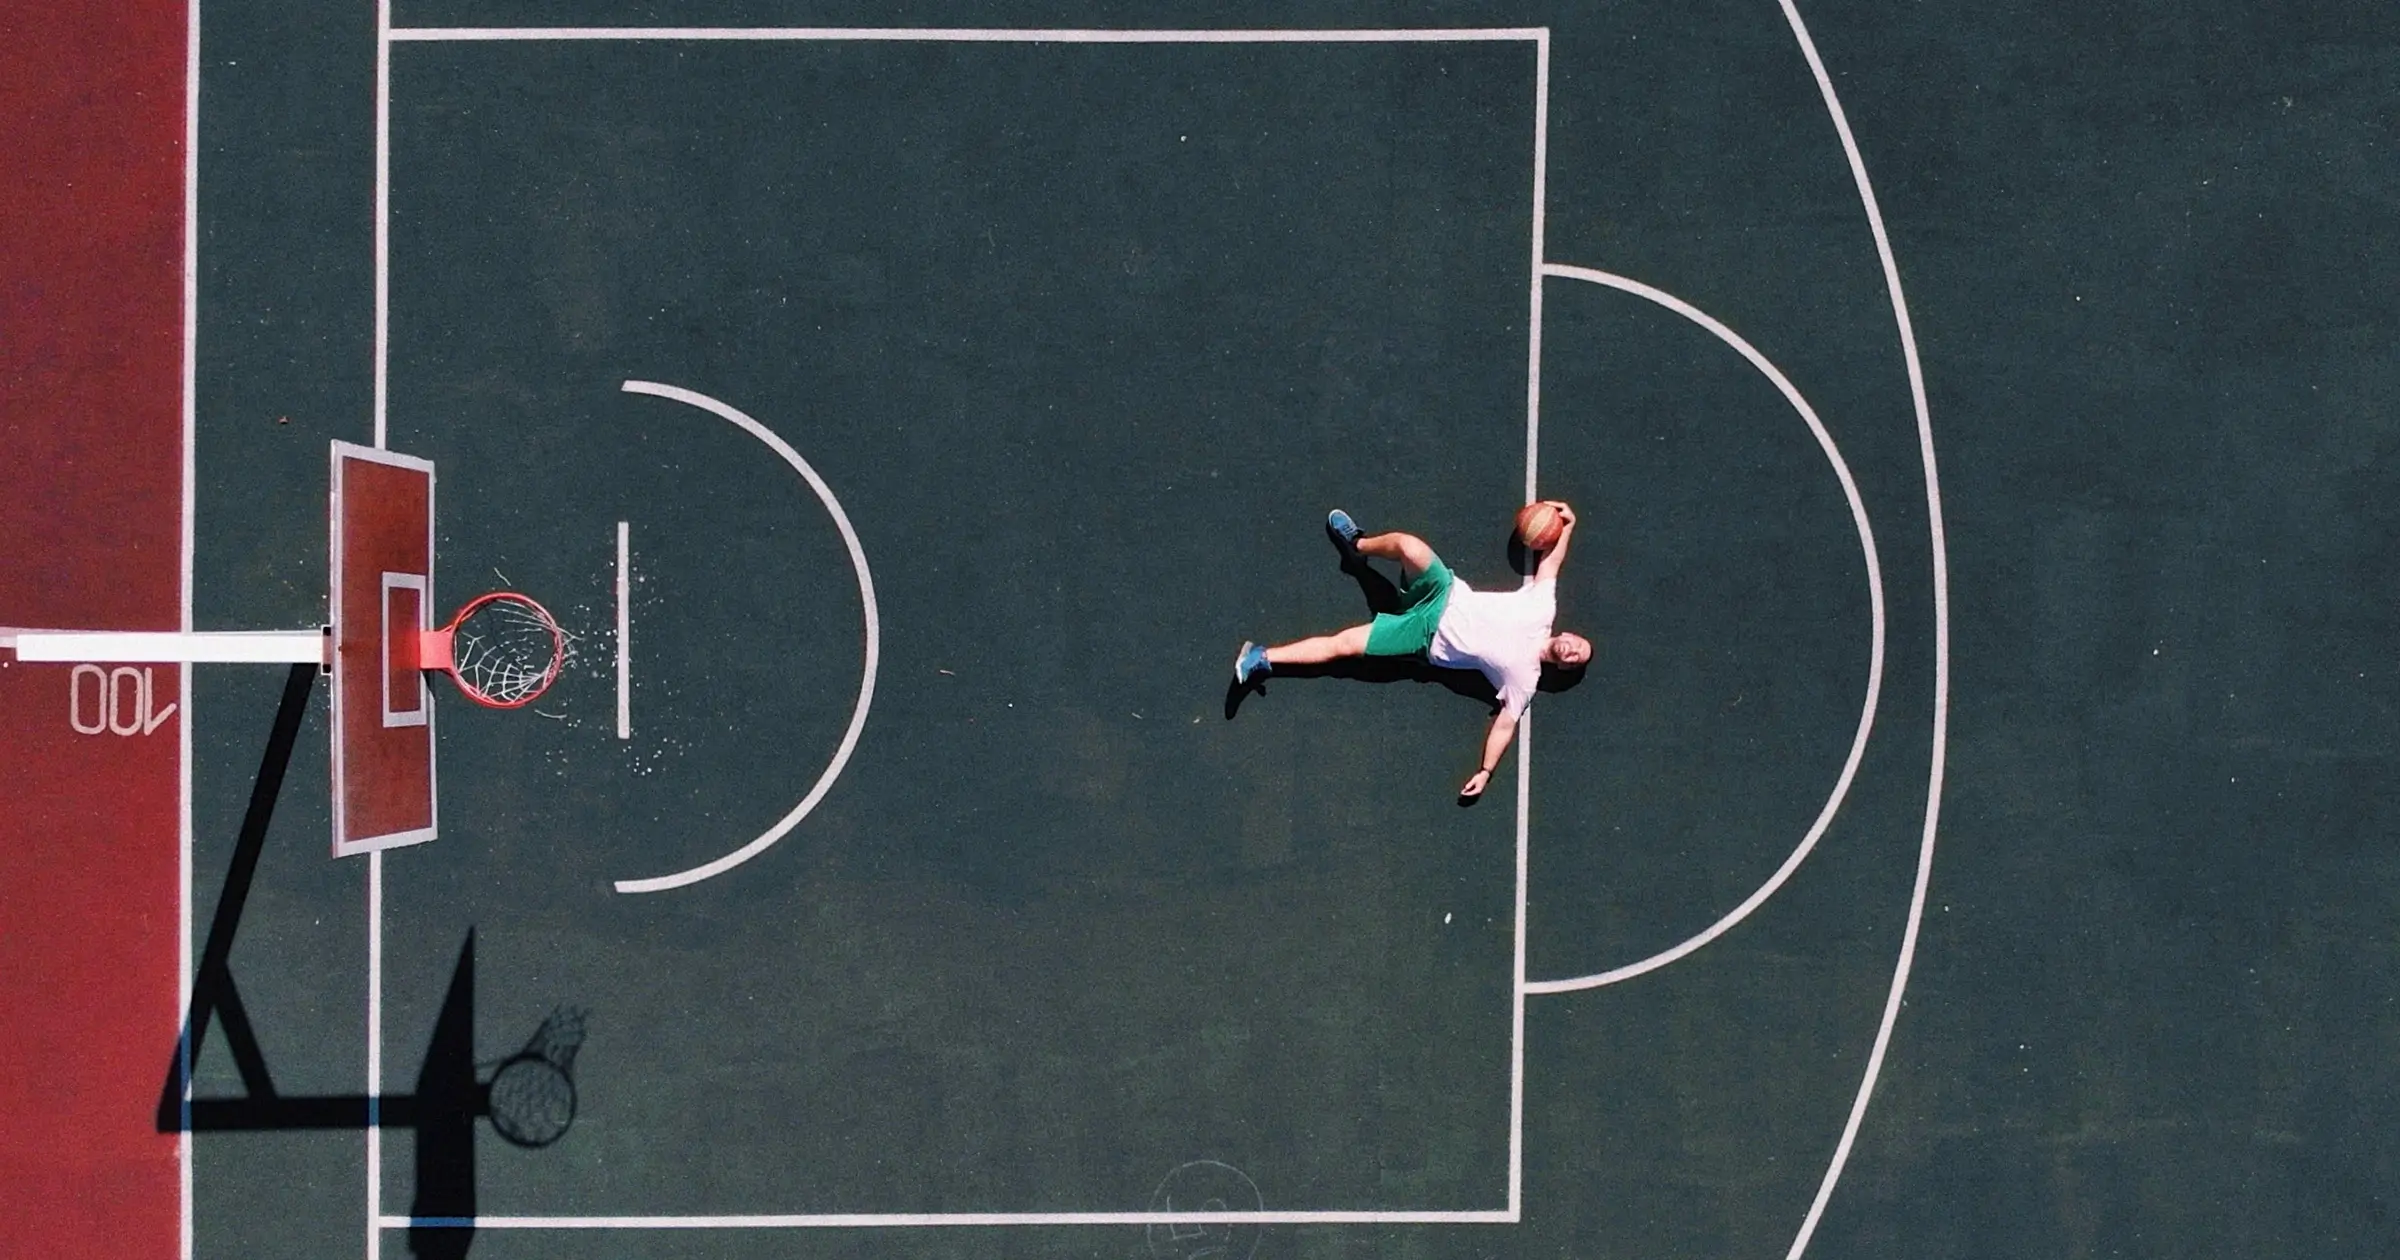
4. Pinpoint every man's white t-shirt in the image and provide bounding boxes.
[1428,576,1556,719]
